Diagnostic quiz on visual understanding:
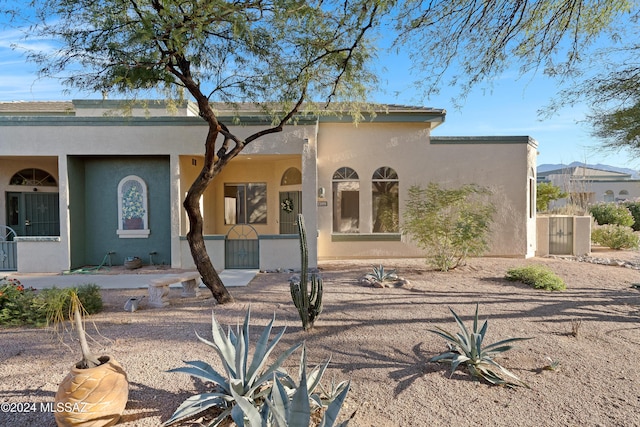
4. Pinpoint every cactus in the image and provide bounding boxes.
[290,213,323,331]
